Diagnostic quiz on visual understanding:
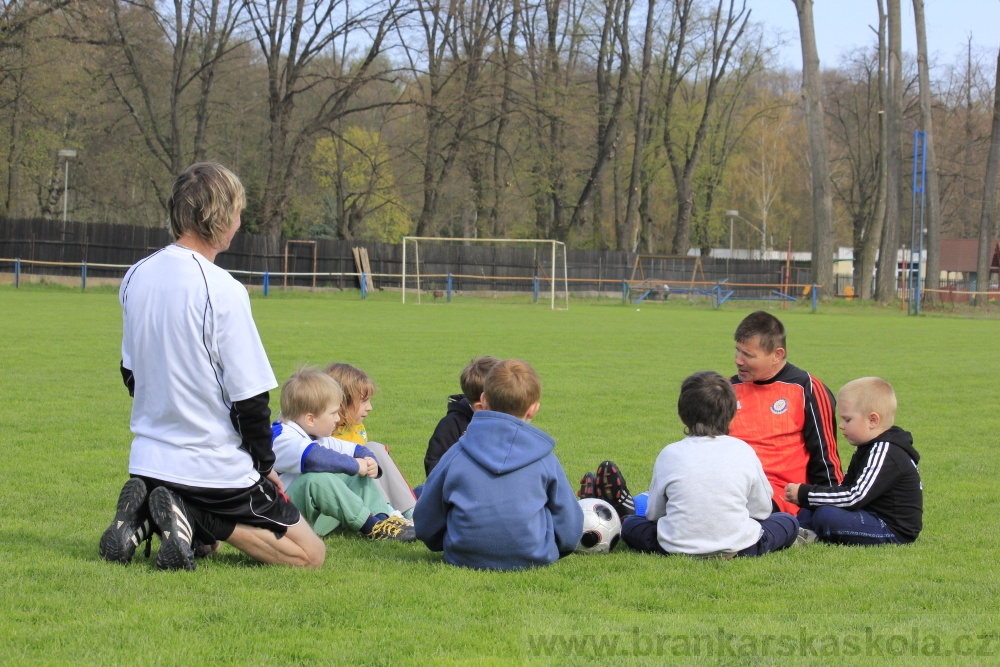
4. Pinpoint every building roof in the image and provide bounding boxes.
[940,239,1000,272]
